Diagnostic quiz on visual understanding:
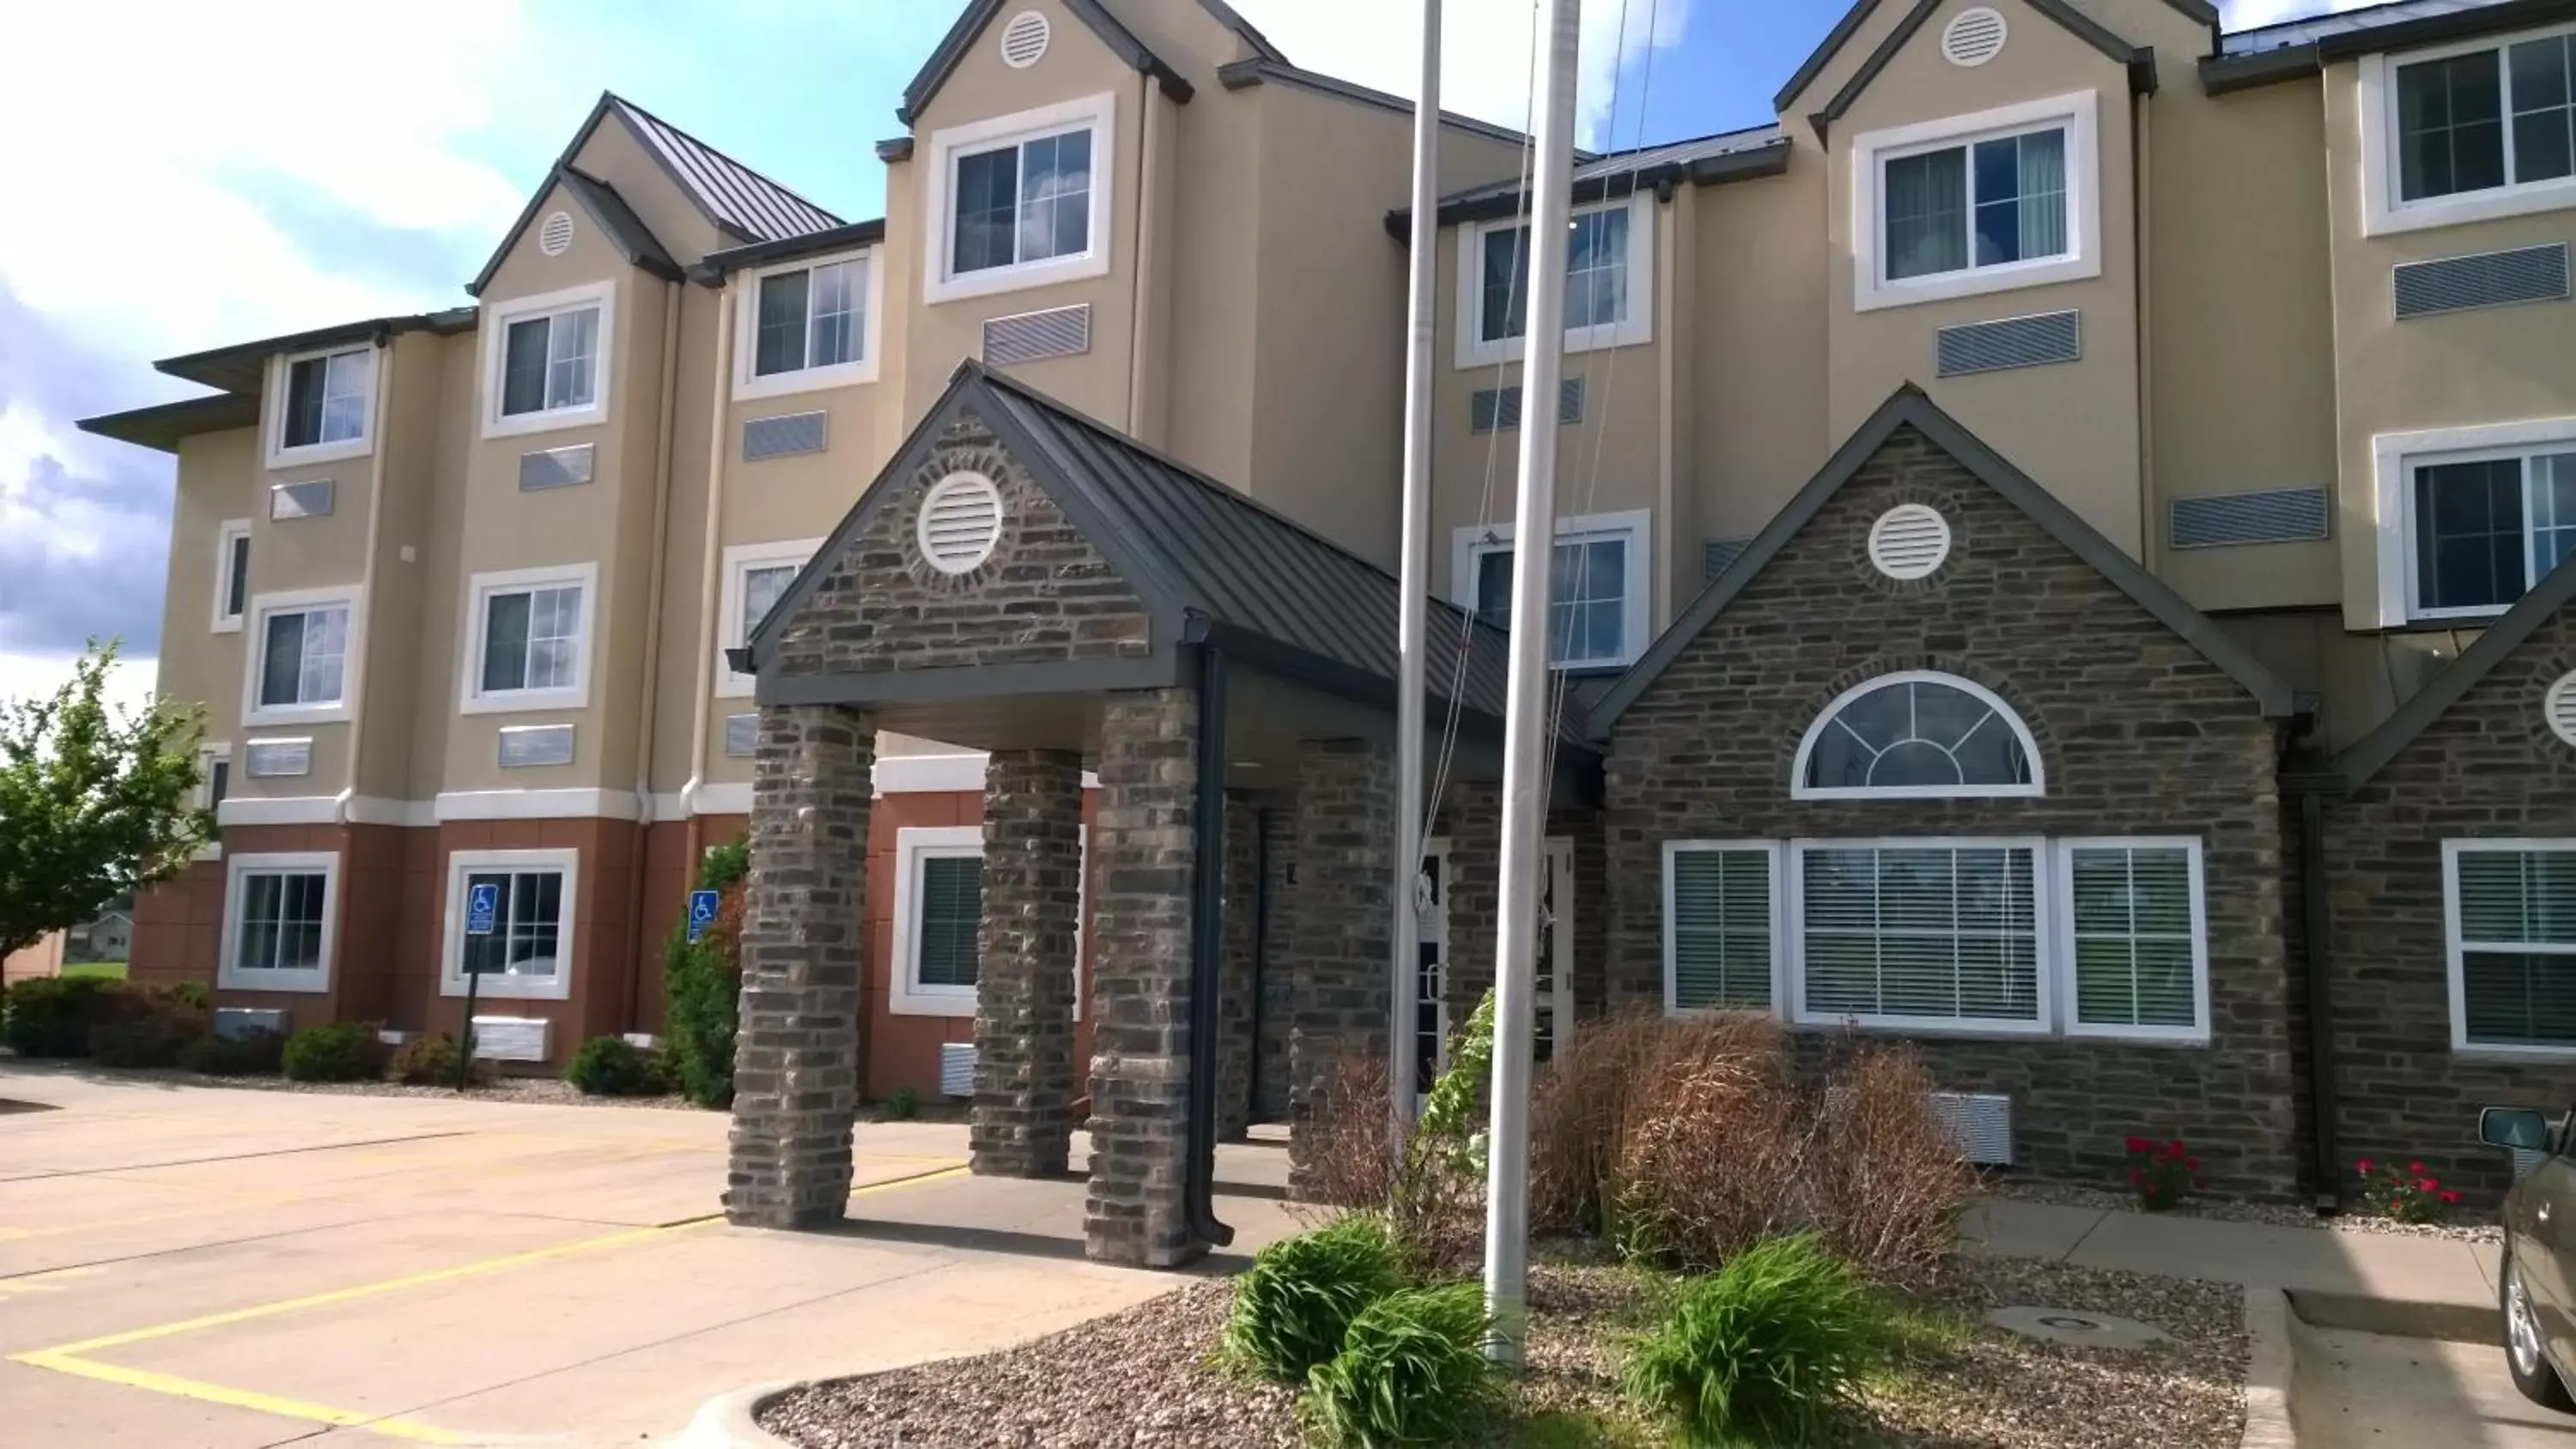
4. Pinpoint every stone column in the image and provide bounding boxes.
[726,705,872,1229]
[1255,808,1296,1120]
[1216,790,1261,1141]
[971,749,1084,1177]
[1084,687,1205,1268]
[1287,737,1396,1199]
